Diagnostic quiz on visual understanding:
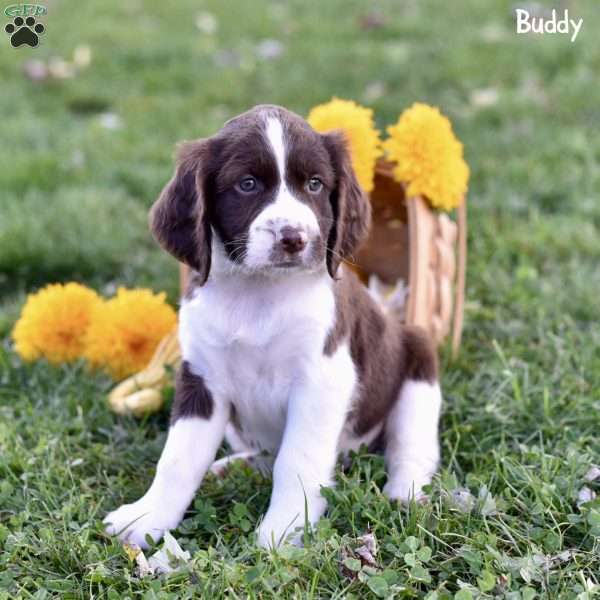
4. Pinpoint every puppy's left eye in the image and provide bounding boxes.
[306,176,323,194]
[237,176,257,193]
